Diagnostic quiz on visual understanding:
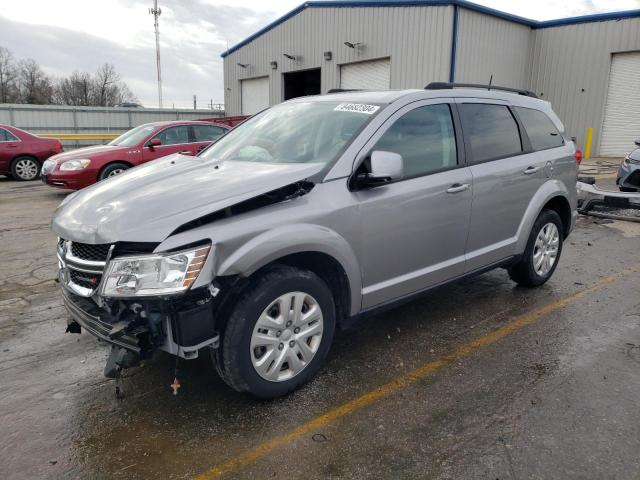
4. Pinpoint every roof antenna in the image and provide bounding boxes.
[488,74,493,90]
